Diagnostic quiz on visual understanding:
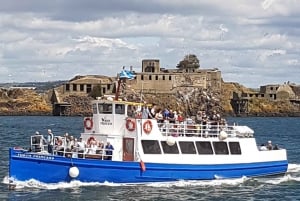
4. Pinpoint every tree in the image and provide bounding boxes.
[89,84,102,99]
[176,54,200,69]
